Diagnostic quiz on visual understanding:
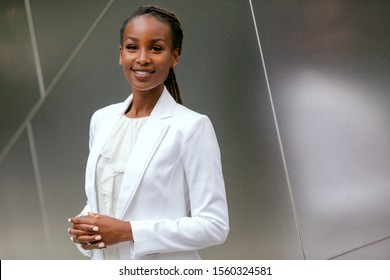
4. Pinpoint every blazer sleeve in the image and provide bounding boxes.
[88,107,107,150]
[130,115,229,257]
[73,204,93,258]
[74,108,106,258]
